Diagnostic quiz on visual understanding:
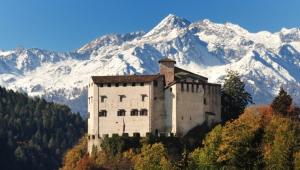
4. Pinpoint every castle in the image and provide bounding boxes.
[87,58,221,153]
